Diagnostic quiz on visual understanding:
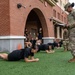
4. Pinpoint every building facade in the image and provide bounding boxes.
[0,0,68,52]
[52,0,69,40]
[57,0,69,9]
